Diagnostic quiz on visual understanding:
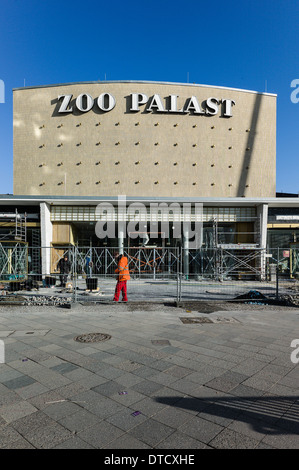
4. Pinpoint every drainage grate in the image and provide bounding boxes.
[151,340,171,346]
[212,317,240,324]
[180,317,213,324]
[74,333,111,343]
[11,330,50,337]
[180,316,240,324]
